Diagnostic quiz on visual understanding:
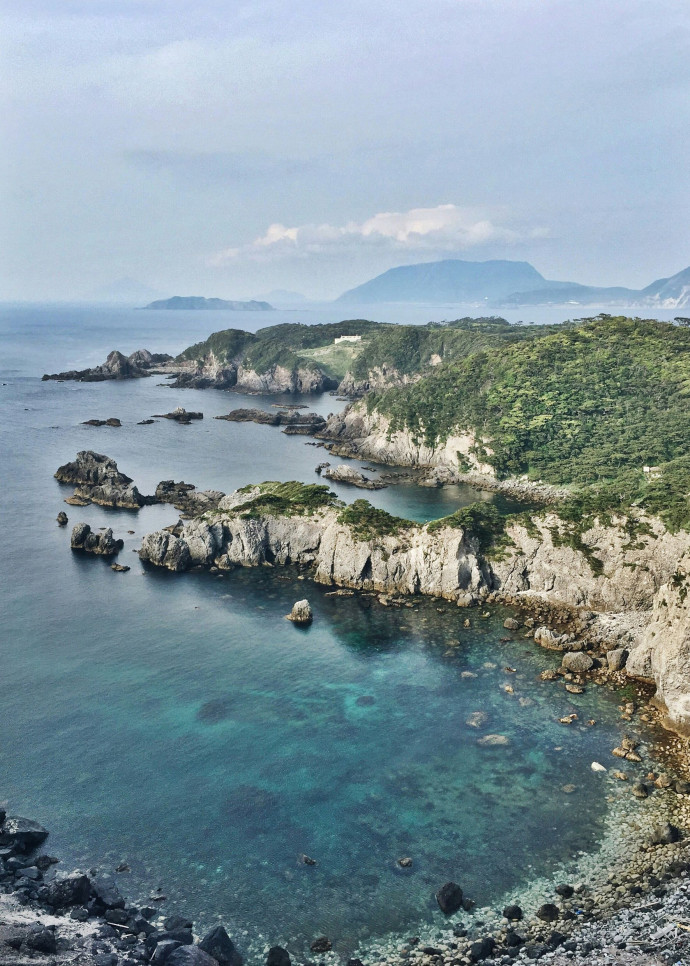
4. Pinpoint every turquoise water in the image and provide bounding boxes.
[0,305,651,957]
